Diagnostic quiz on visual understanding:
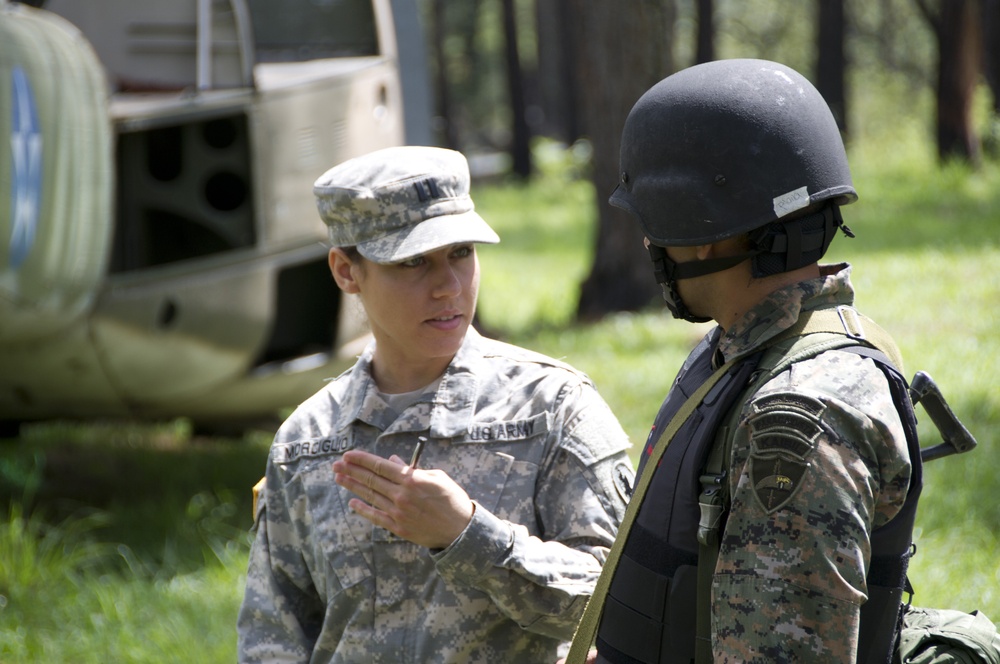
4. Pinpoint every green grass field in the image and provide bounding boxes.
[2,129,998,661]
